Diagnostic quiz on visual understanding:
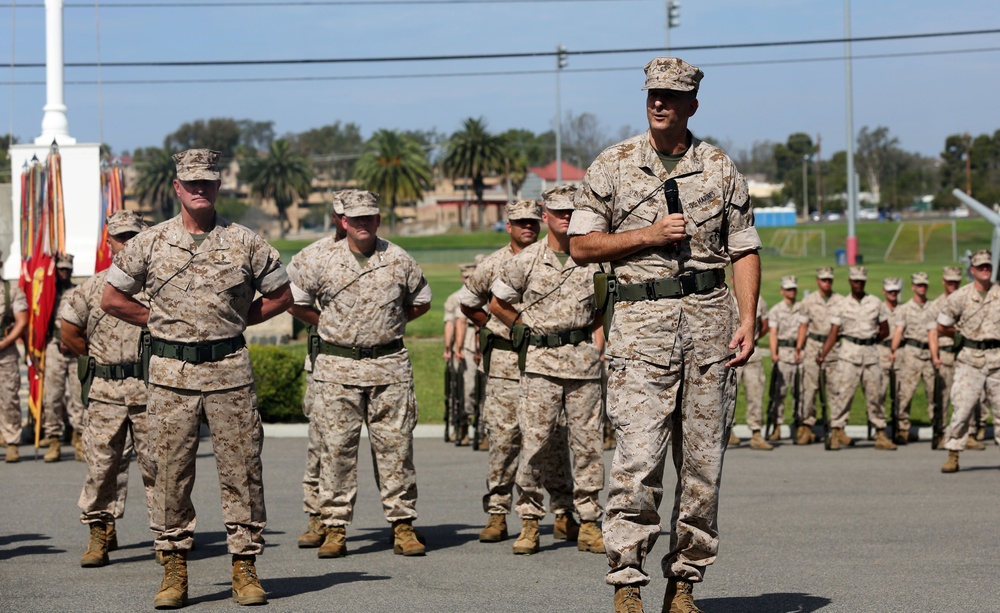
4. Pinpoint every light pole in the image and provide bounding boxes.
[844,0,858,265]
[555,44,567,186]
[666,0,681,52]
[801,154,809,220]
